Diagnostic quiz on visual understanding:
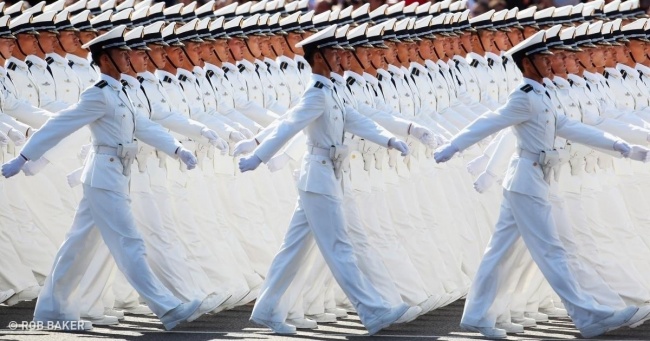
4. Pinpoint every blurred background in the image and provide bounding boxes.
[9,0,650,22]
